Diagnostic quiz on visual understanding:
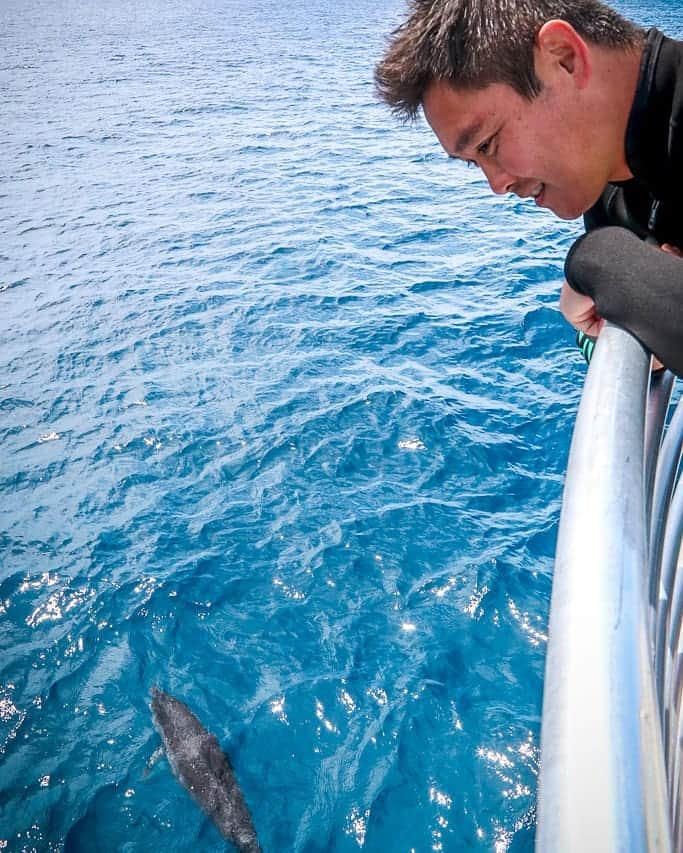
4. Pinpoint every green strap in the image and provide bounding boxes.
[576,330,596,364]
